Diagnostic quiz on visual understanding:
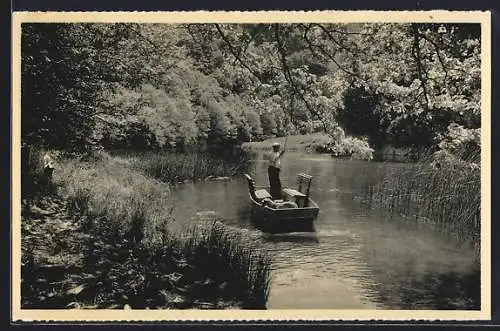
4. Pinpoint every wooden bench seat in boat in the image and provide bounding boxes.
[255,189,272,200]
[282,188,307,207]
[282,188,306,197]
[244,174,272,201]
[282,173,314,208]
